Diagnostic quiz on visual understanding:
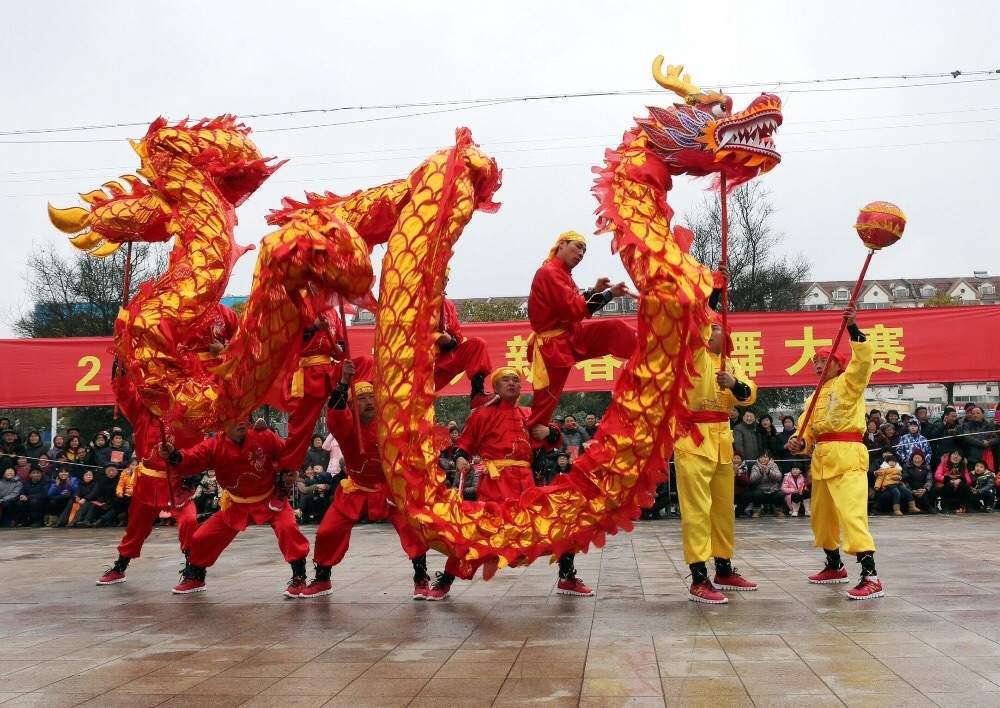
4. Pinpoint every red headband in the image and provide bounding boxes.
[813,347,848,370]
